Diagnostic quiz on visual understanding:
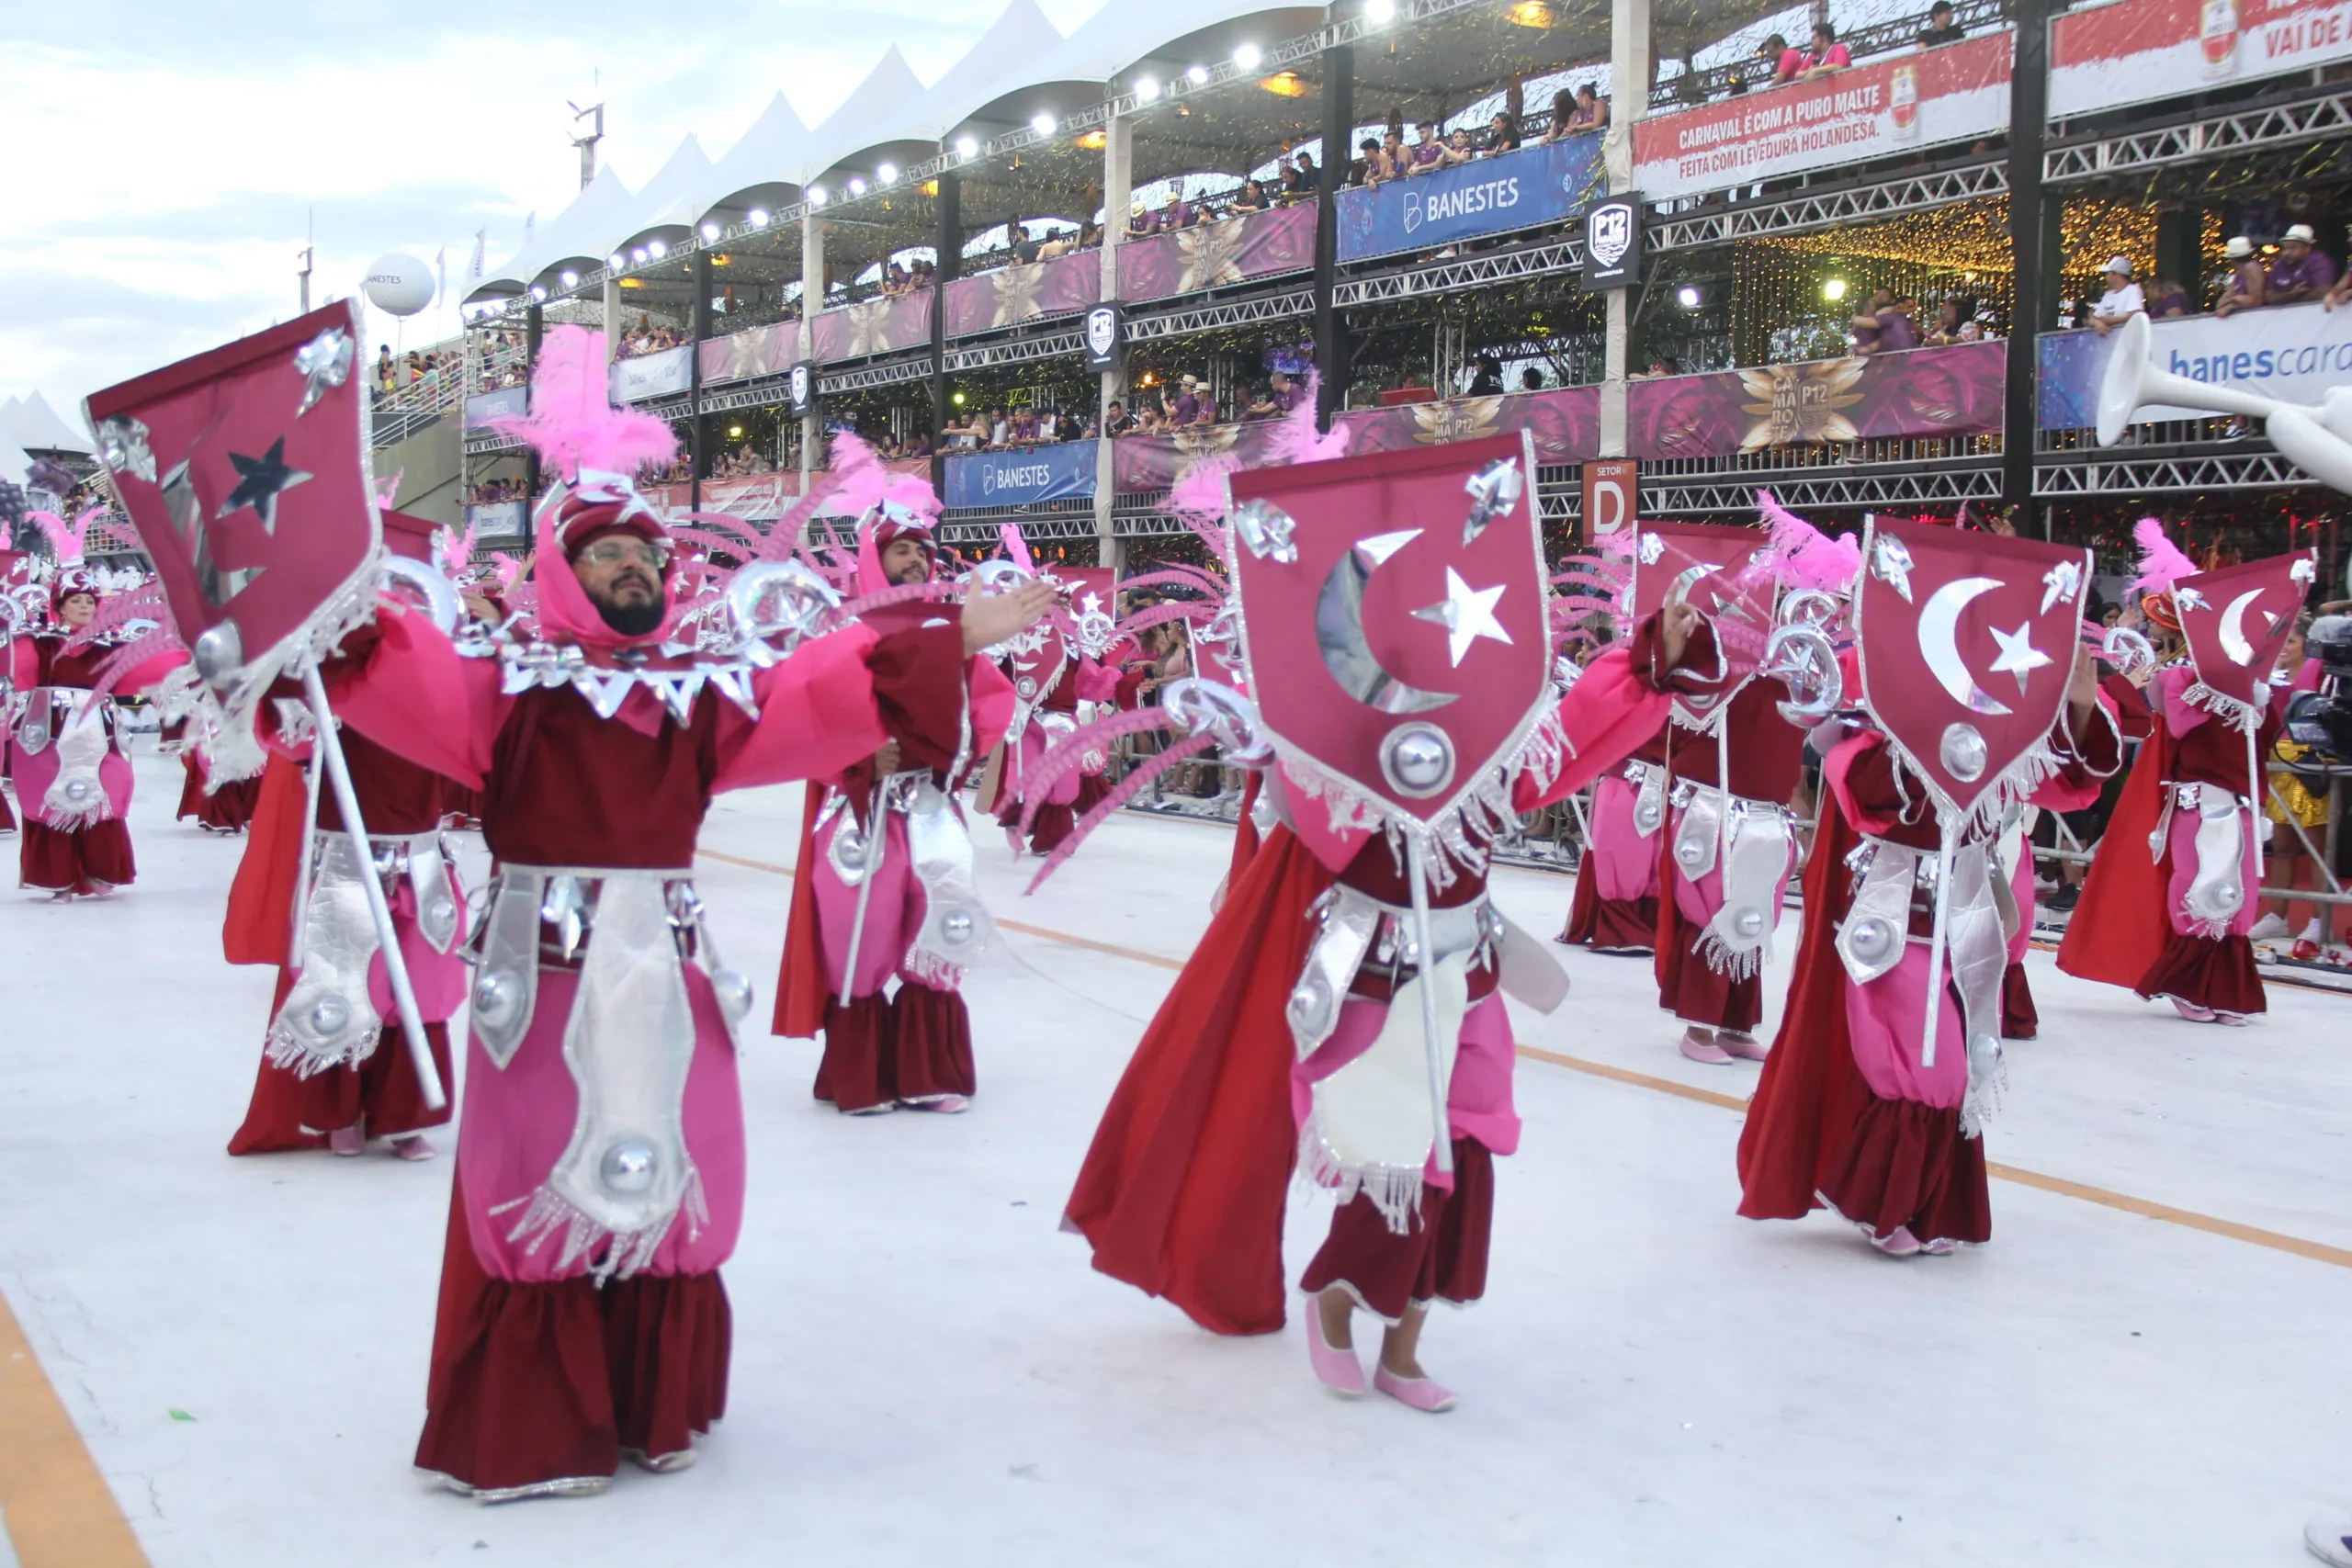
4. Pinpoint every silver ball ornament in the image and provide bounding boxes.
[471,969,523,1029]
[598,1140,659,1196]
[309,995,352,1036]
